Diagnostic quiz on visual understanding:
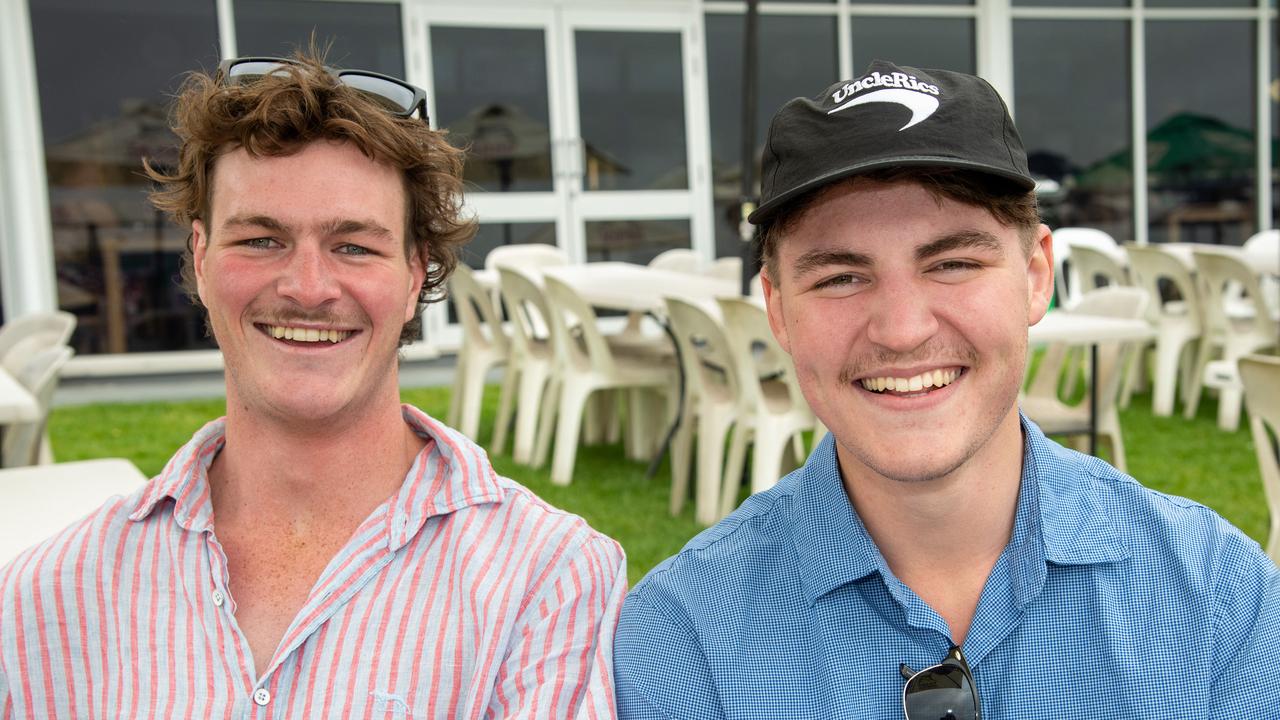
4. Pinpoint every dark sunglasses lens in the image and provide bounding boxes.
[904,666,978,720]
[340,74,416,115]
[226,60,291,83]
